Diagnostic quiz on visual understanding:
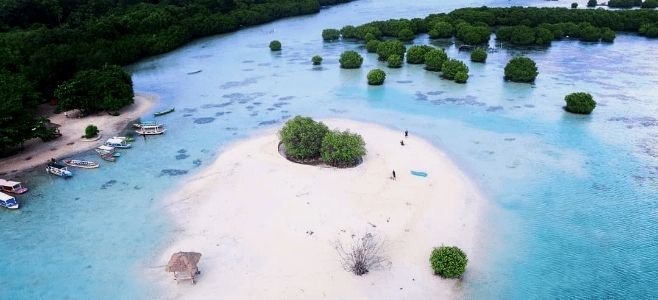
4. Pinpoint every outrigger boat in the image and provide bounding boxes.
[154,107,175,117]
[0,192,19,209]
[112,136,135,142]
[46,162,73,177]
[133,120,157,128]
[63,159,99,169]
[136,124,167,135]
[100,153,117,162]
[0,179,28,194]
[104,137,132,148]
[95,145,120,156]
